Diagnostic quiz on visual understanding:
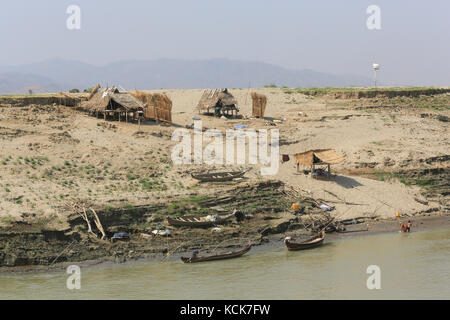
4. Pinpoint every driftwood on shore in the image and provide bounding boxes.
[66,200,107,240]
[90,208,106,240]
